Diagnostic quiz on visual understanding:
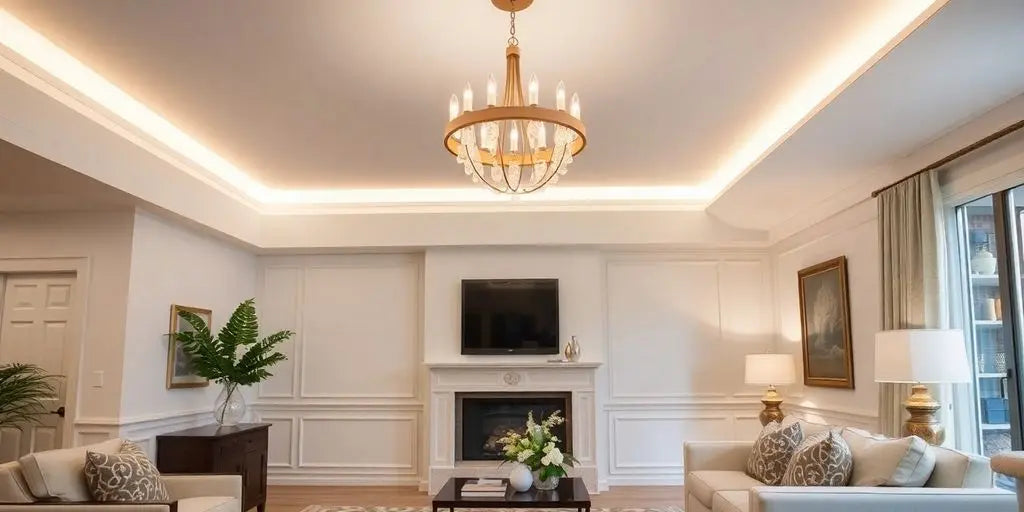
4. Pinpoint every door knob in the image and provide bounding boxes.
[51,406,65,418]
